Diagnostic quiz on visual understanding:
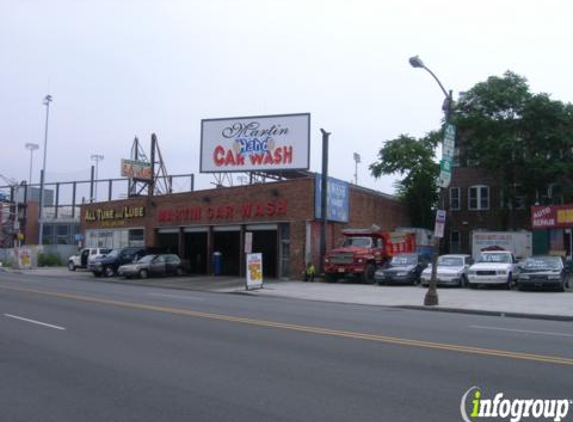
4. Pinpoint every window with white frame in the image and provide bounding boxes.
[468,185,489,210]
[450,187,460,210]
